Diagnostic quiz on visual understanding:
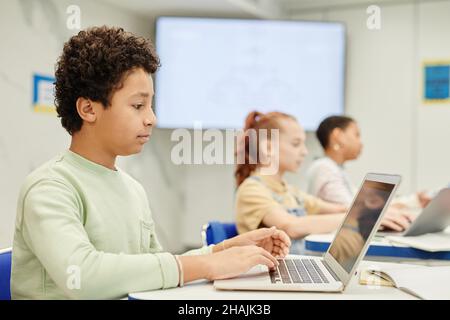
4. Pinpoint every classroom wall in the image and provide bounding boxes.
[416,1,450,191]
